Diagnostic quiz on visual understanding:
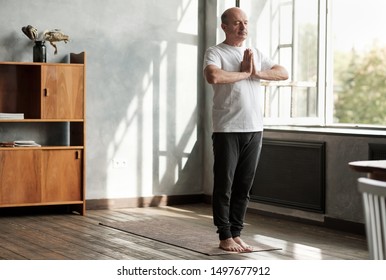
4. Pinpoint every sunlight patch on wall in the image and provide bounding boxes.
[105,60,155,198]
[159,41,168,153]
[177,0,198,35]
[176,42,197,155]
